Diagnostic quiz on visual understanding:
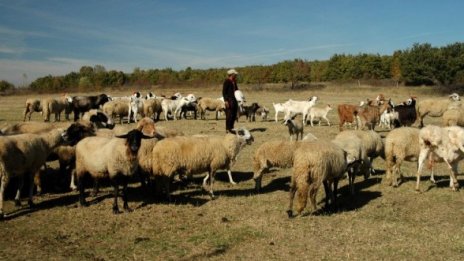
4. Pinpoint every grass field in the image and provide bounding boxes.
[0,83,463,260]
